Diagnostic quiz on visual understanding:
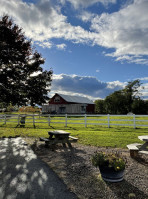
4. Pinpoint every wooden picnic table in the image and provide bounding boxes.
[127,135,148,157]
[138,135,148,155]
[40,130,78,148]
